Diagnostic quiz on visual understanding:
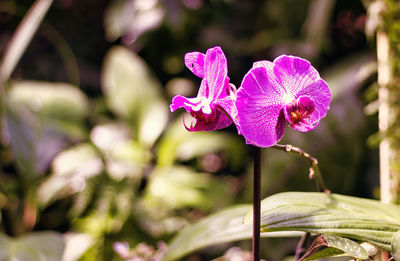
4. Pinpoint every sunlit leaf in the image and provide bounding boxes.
[301,234,368,260]
[0,231,65,261]
[391,230,400,260]
[301,247,343,260]
[8,80,89,121]
[245,192,400,251]
[164,204,302,261]
[323,234,367,258]
[62,233,95,261]
[157,118,245,169]
[101,46,168,146]
[138,99,168,146]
